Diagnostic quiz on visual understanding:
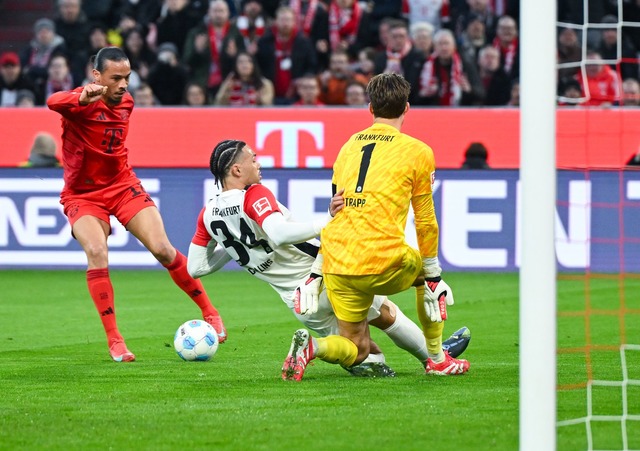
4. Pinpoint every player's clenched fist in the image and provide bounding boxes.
[79,83,107,105]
